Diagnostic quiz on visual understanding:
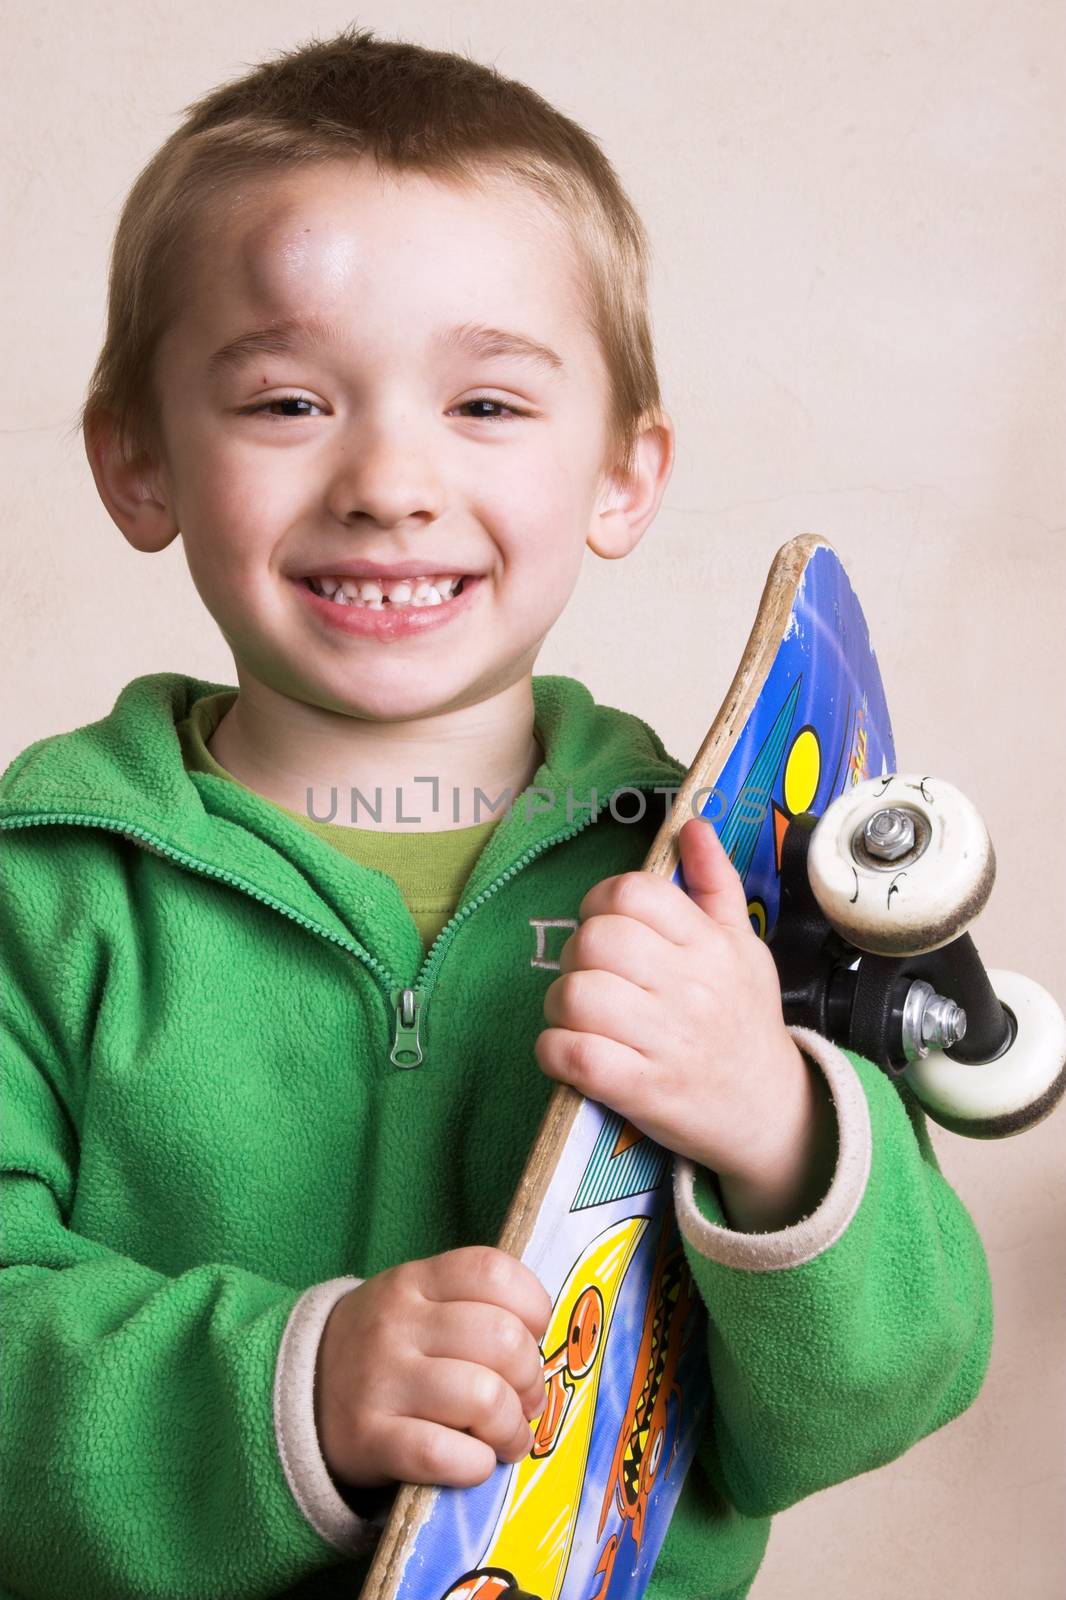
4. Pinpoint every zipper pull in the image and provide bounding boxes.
[389,987,425,1069]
